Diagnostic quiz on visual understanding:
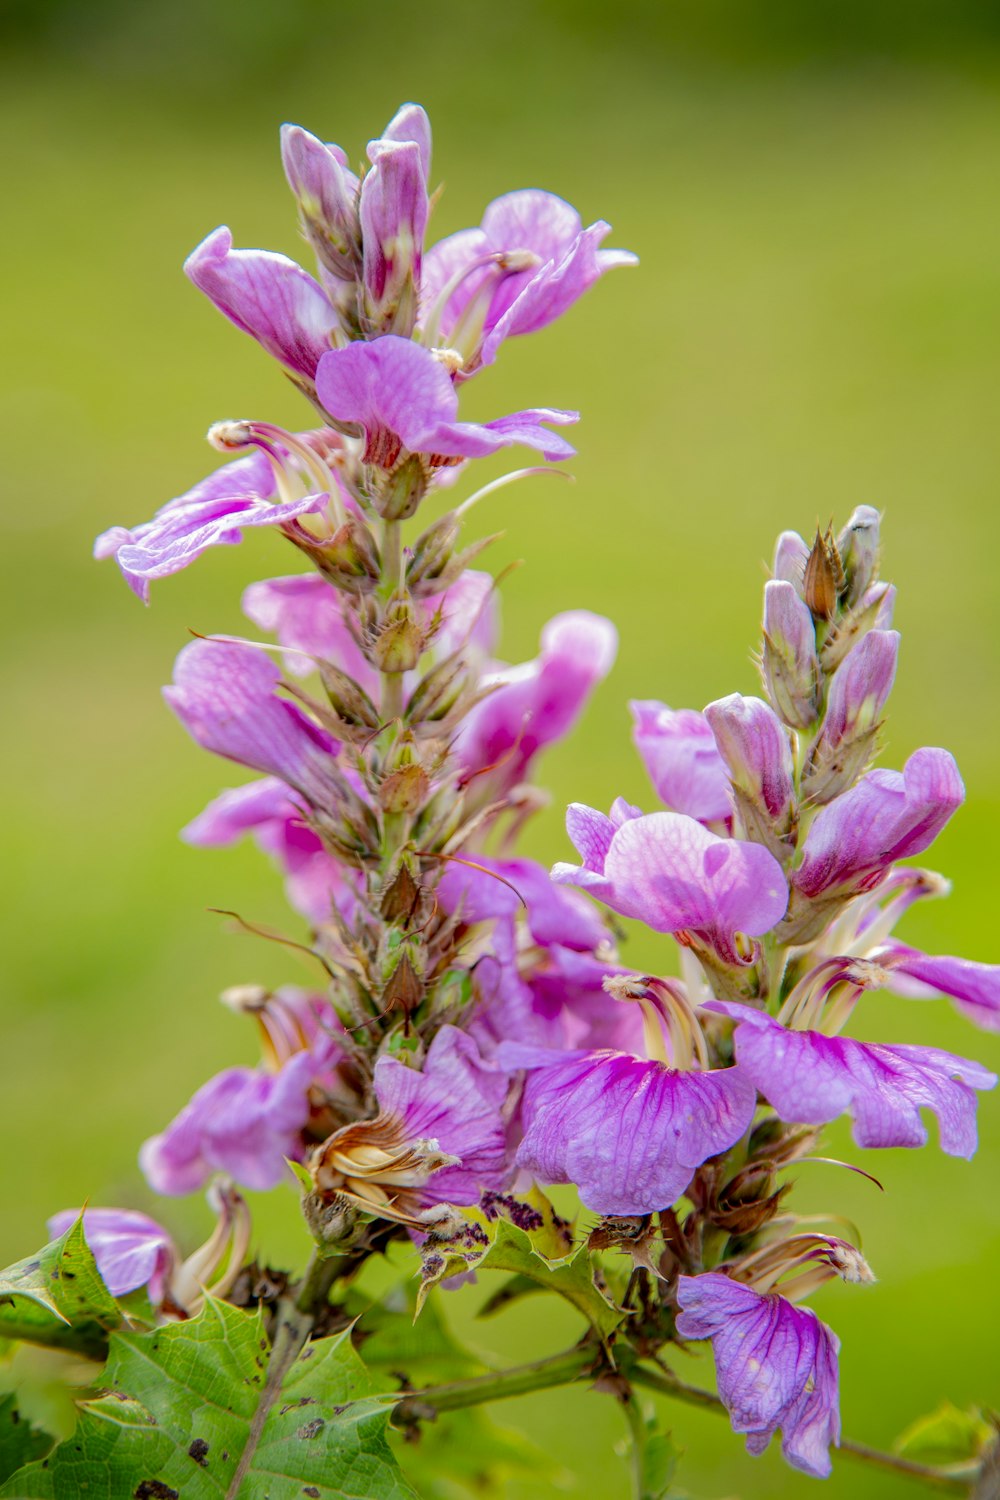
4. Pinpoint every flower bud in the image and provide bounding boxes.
[318,663,381,730]
[761,581,819,729]
[837,504,881,607]
[360,139,428,337]
[376,452,428,520]
[373,597,425,673]
[804,629,899,803]
[405,653,469,725]
[301,515,381,594]
[280,124,361,281]
[772,529,809,590]
[703,693,794,847]
[802,526,845,620]
[379,754,431,814]
[405,510,460,590]
[818,579,895,673]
